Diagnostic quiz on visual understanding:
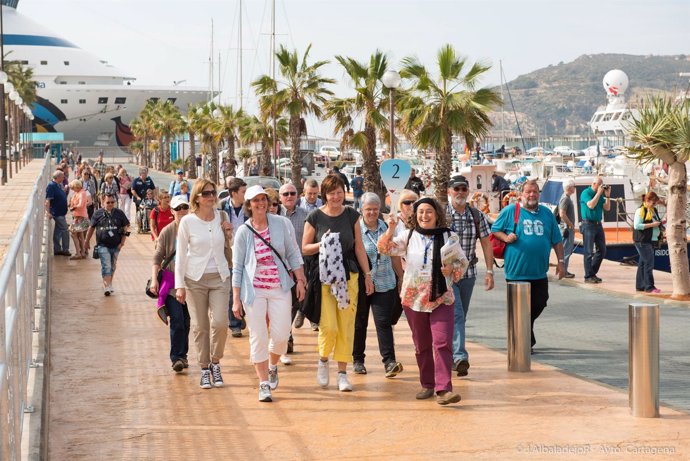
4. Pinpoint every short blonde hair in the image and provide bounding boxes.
[69,179,83,190]
[398,189,419,208]
[104,172,114,181]
[190,179,216,213]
